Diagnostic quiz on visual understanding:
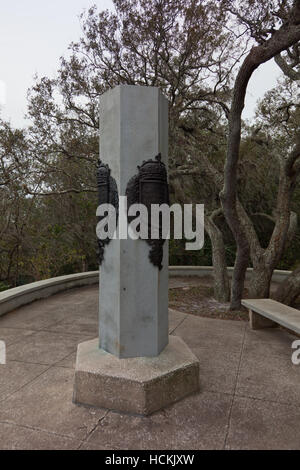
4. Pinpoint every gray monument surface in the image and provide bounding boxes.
[99,85,169,358]
[73,85,199,415]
